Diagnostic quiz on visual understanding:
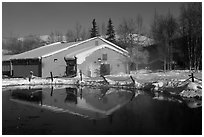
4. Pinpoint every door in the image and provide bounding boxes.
[65,58,77,77]
[100,64,110,76]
